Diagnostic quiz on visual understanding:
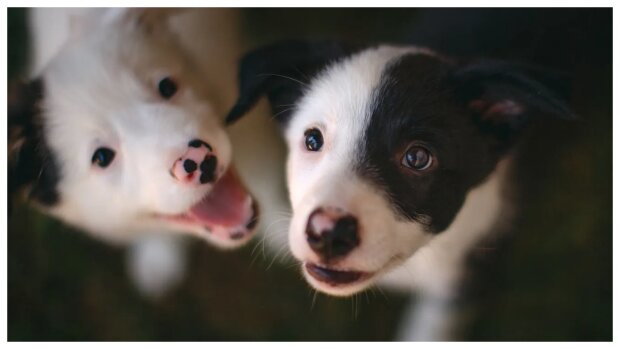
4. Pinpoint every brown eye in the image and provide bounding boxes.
[92,147,115,168]
[402,146,433,171]
[158,77,177,99]
[304,128,323,152]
